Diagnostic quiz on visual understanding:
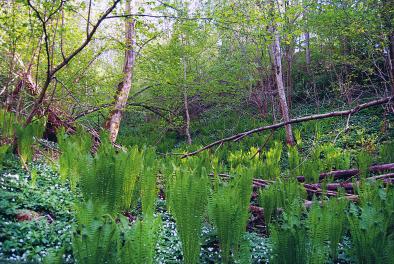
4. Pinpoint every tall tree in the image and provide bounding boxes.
[105,0,136,143]
[269,0,295,146]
